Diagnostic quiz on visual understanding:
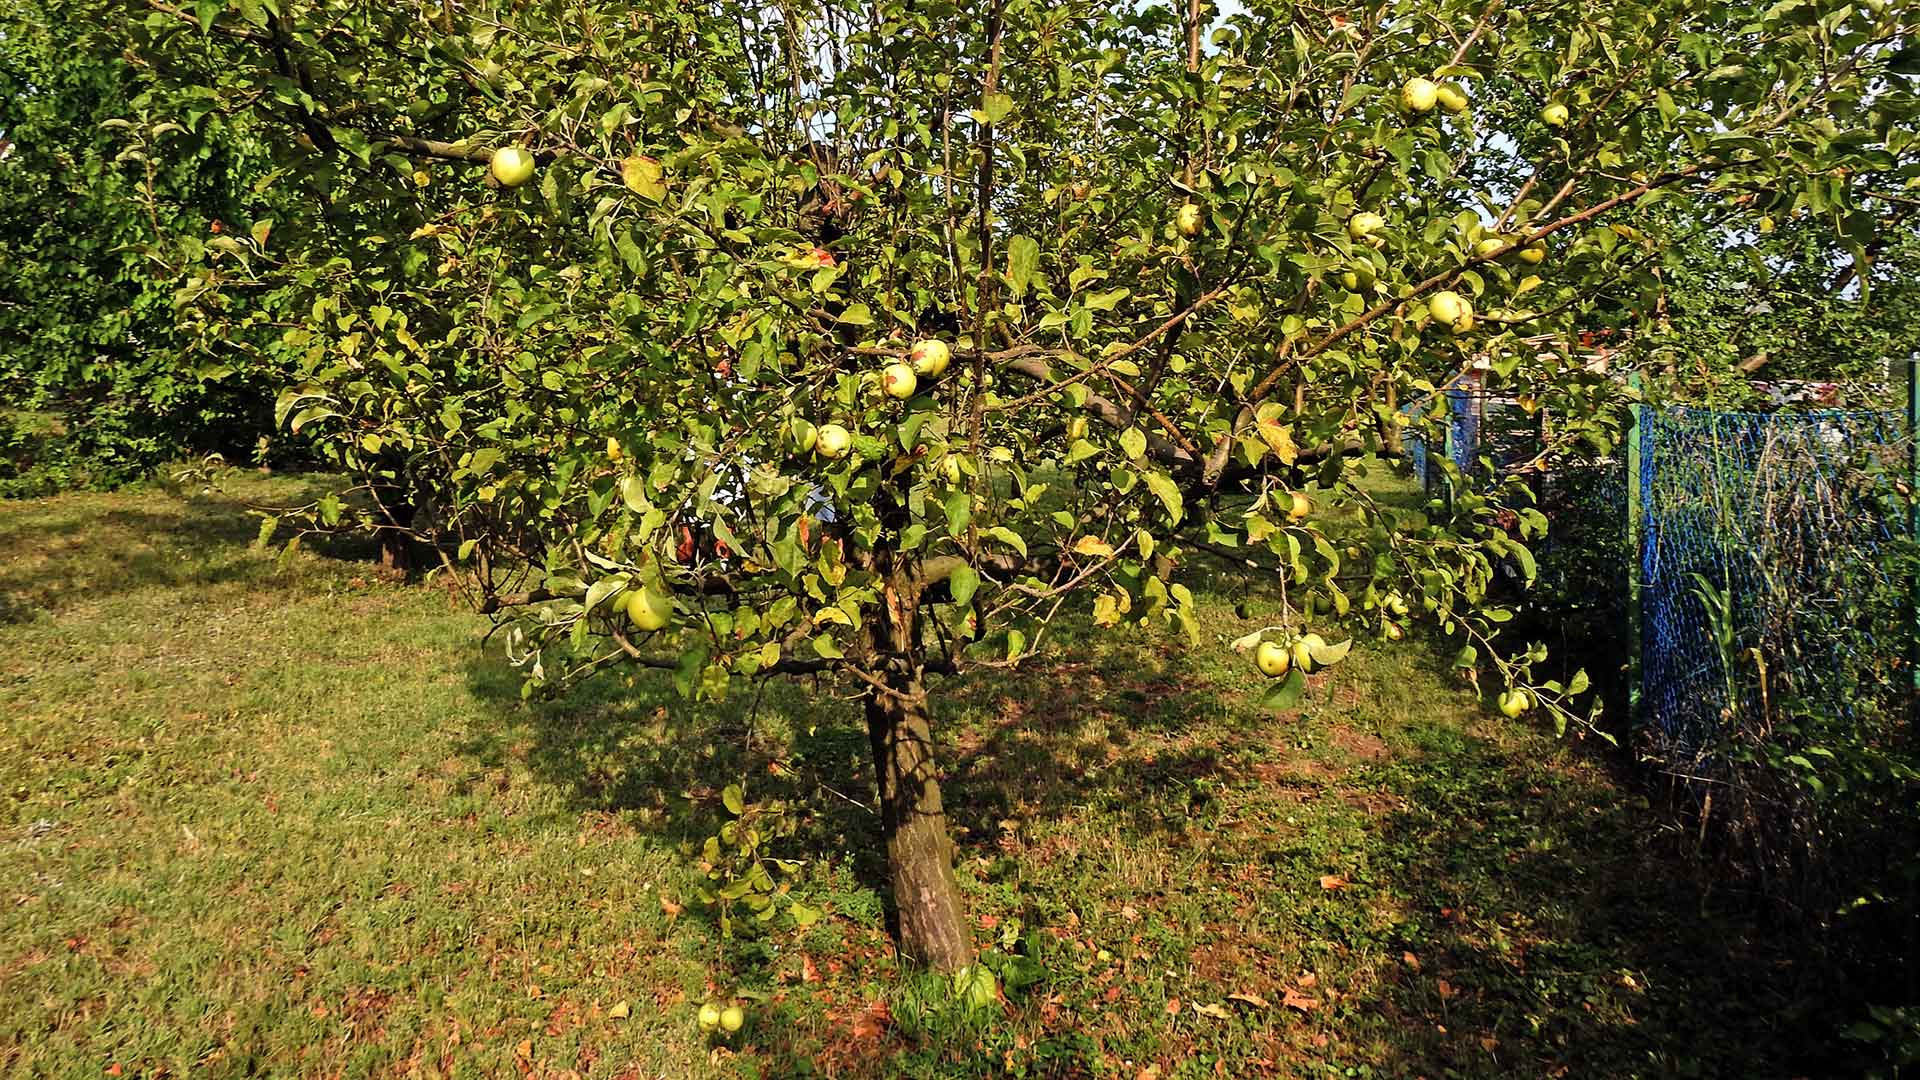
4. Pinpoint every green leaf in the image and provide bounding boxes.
[620,476,652,514]
[722,784,745,816]
[1260,668,1307,710]
[1306,637,1352,667]
[949,564,980,607]
[943,490,971,536]
[979,91,1016,123]
[584,573,630,613]
[1005,234,1039,298]
[983,526,1027,557]
[1142,471,1184,523]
